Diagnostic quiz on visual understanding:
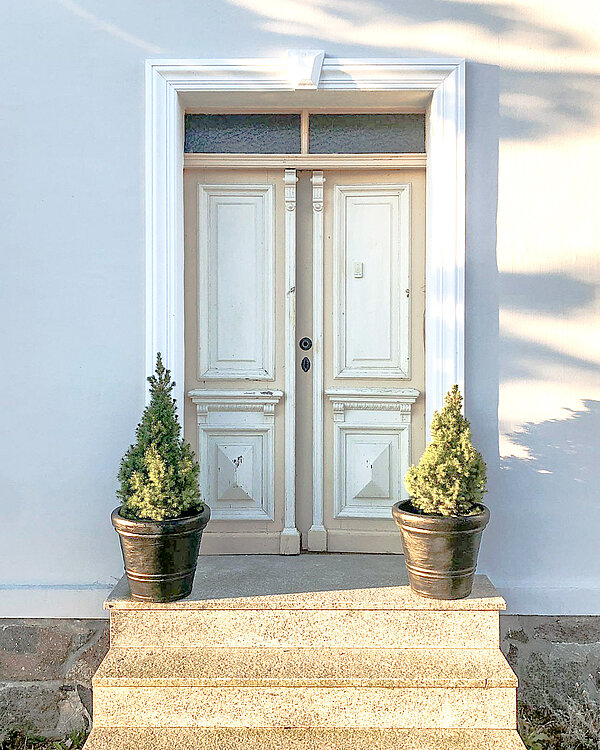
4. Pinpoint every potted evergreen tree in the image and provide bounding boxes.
[392,385,488,600]
[111,354,210,602]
